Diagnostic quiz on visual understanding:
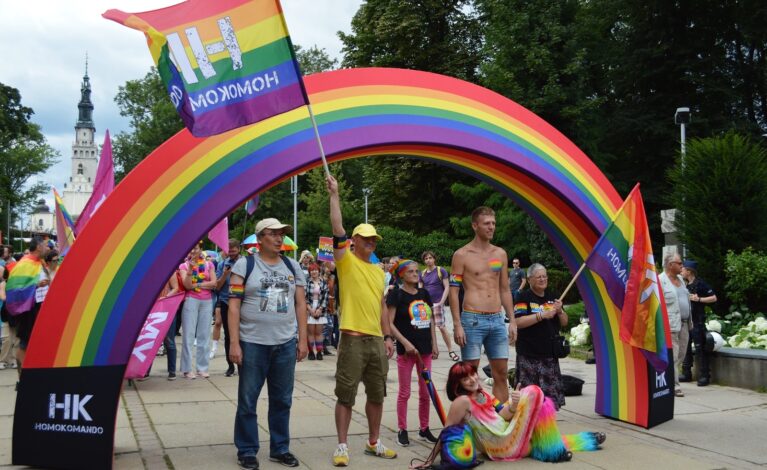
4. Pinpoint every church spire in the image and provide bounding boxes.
[76,54,95,130]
